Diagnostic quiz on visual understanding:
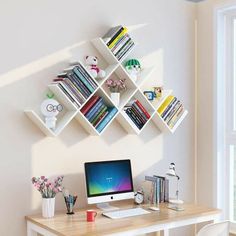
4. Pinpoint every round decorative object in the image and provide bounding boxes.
[134,190,144,205]
[42,197,55,218]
